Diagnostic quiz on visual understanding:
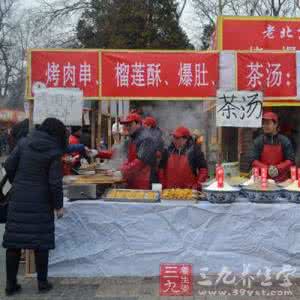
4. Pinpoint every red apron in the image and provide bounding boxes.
[121,142,151,189]
[260,144,287,182]
[128,143,137,161]
[164,154,197,189]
